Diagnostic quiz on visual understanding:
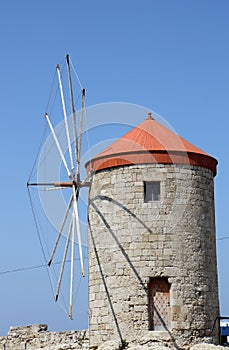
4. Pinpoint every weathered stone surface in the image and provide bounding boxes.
[97,340,120,350]
[88,164,219,348]
[8,323,48,336]
[128,345,169,350]
[95,340,227,350]
[190,344,226,350]
[0,325,225,349]
[0,325,89,350]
